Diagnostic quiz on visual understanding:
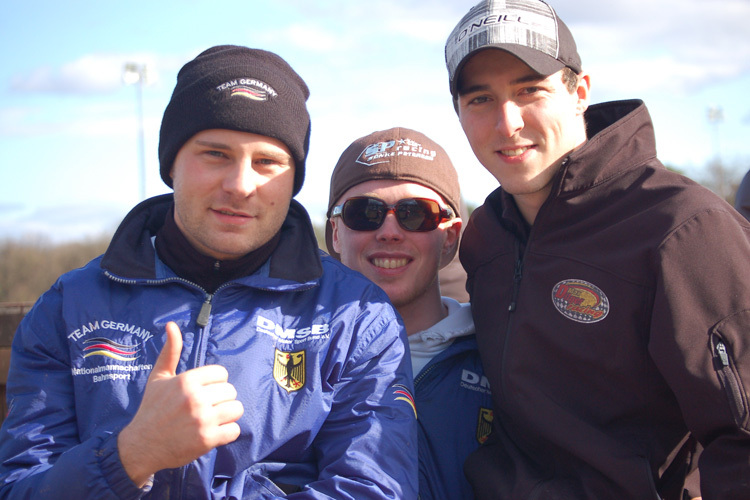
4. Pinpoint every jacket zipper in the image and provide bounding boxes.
[414,362,439,387]
[508,241,524,312]
[104,271,185,288]
[107,270,220,497]
[500,240,524,405]
[106,271,221,328]
[177,290,221,499]
[712,336,748,427]
[505,157,561,314]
